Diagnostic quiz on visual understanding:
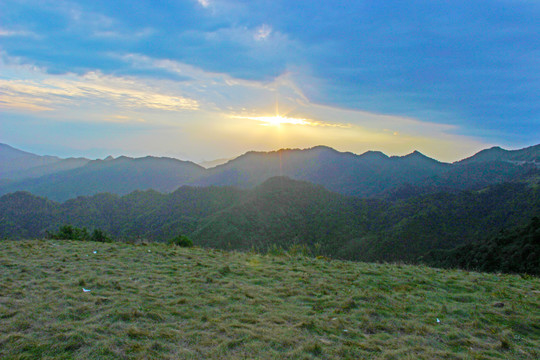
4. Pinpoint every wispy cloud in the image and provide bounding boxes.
[0,71,199,113]
[0,28,38,38]
[197,0,210,8]
[254,24,272,41]
[1,0,537,146]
